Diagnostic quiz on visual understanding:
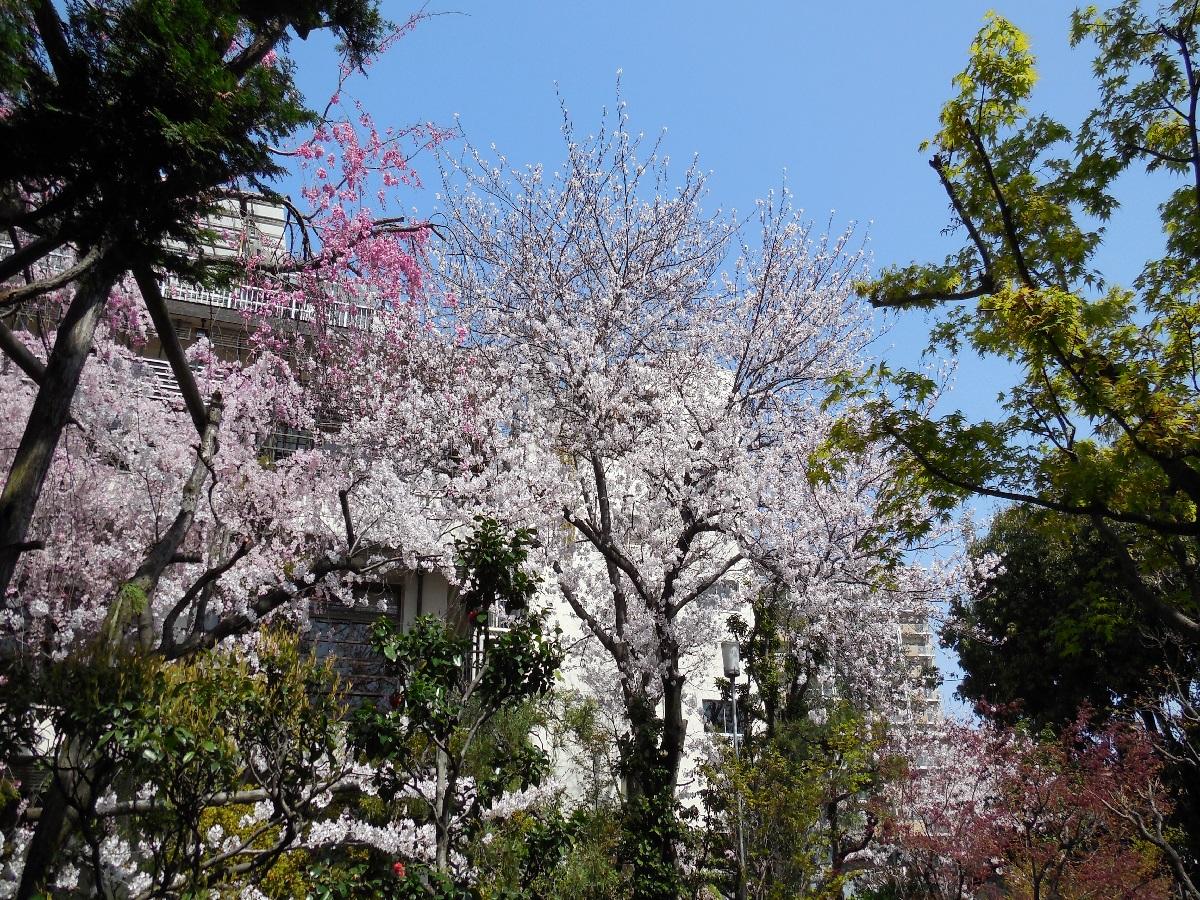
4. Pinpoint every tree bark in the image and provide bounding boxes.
[660,674,687,793]
[0,257,119,600]
[16,737,108,900]
[435,746,451,873]
[621,685,688,900]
